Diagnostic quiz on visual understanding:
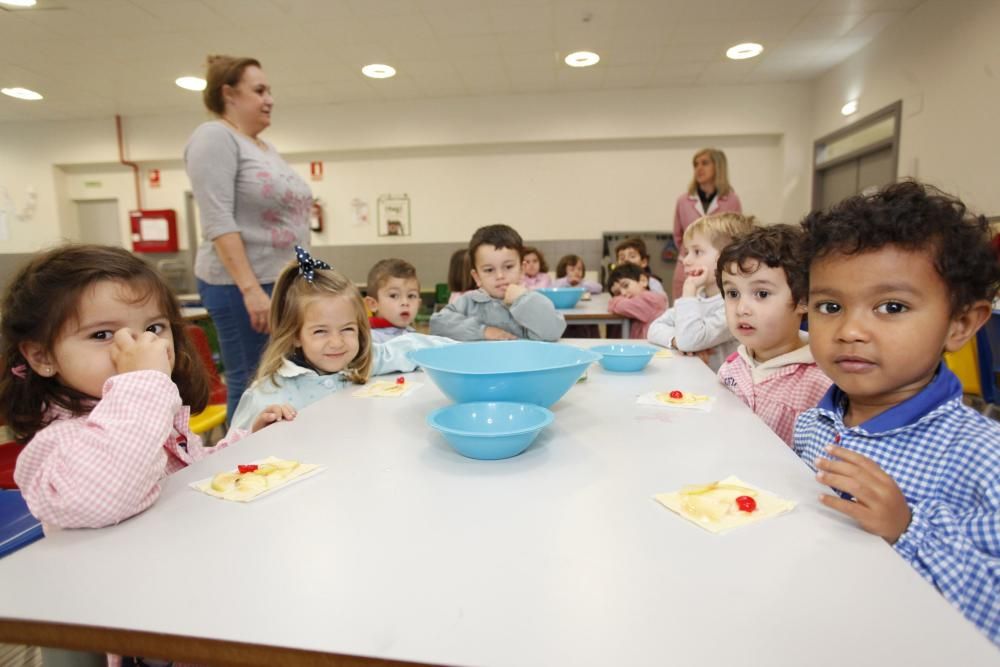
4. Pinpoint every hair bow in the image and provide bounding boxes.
[294,245,331,283]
